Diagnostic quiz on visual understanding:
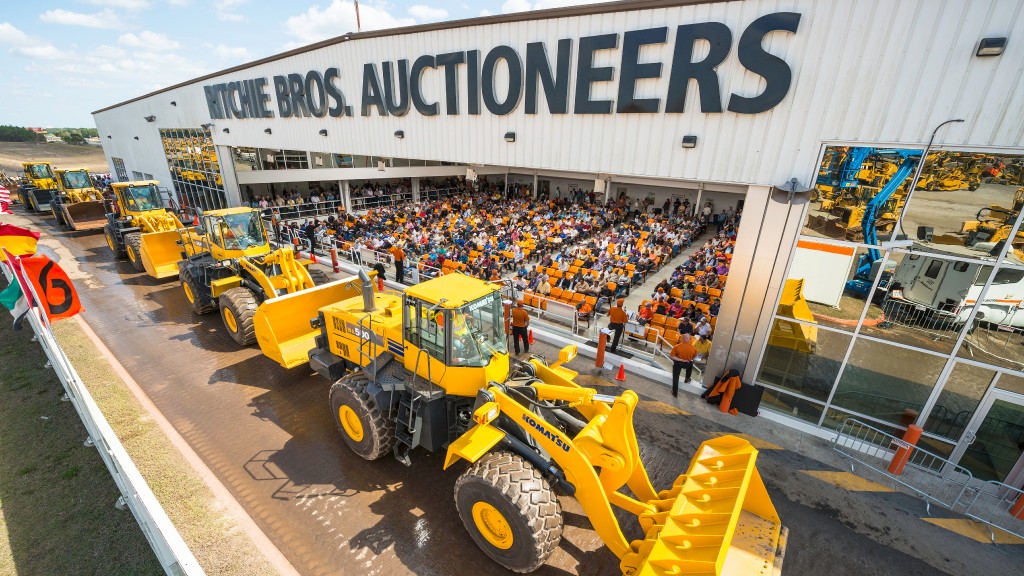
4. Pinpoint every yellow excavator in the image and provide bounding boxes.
[962,187,1024,259]
[51,168,107,231]
[176,207,330,345]
[18,161,58,213]
[103,181,187,279]
[254,271,786,575]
